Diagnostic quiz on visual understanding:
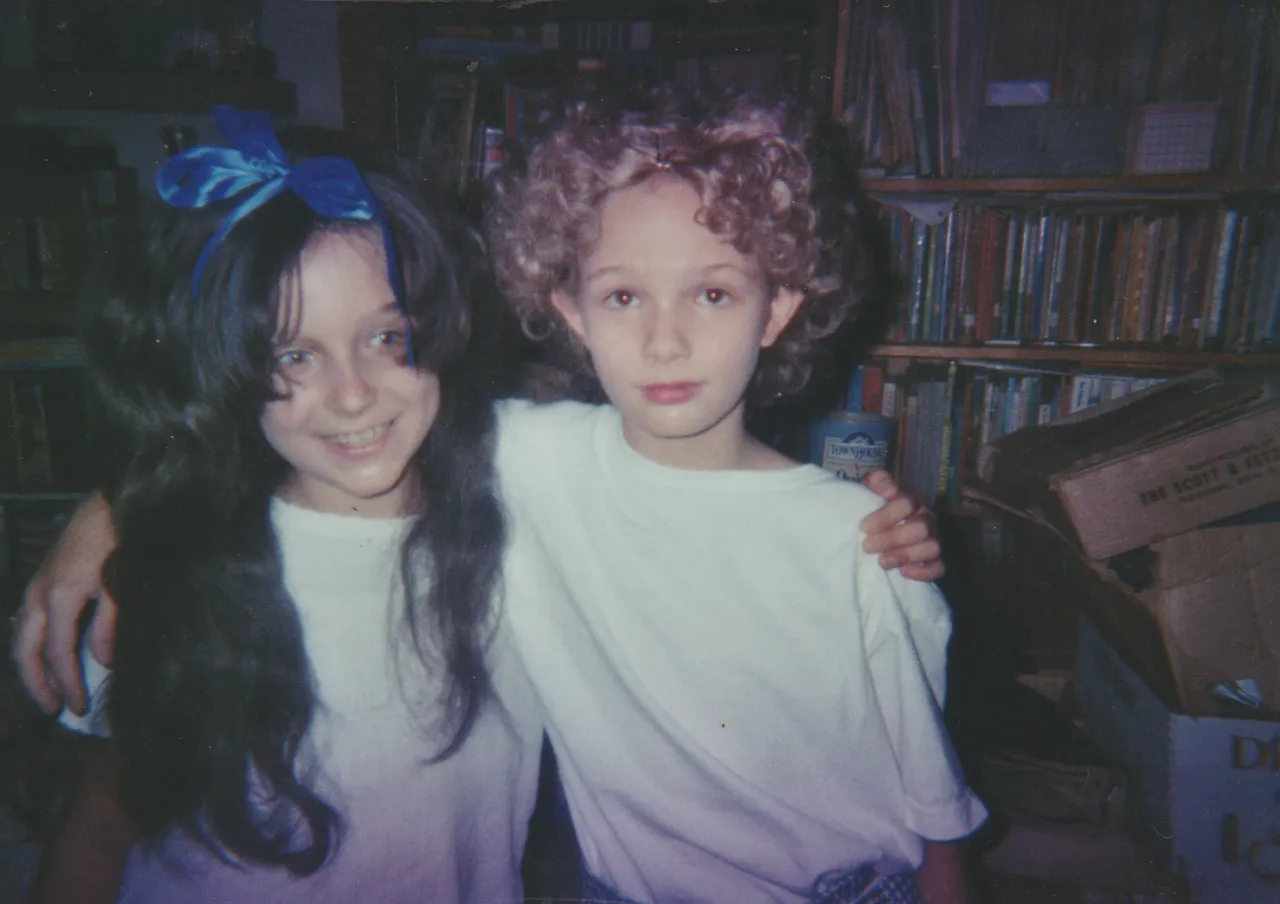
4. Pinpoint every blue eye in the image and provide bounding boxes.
[698,288,732,306]
[605,290,637,309]
[373,329,406,348]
